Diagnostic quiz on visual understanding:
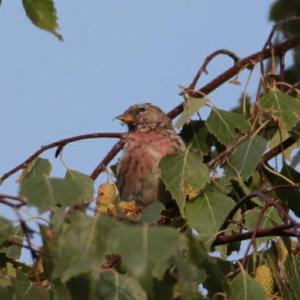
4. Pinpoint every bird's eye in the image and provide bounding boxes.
[139,107,146,113]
